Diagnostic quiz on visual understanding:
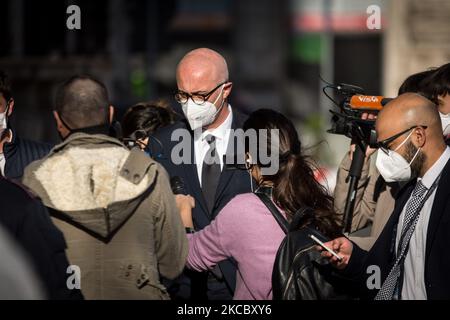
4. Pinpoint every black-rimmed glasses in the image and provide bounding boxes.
[374,125,427,154]
[174,82,227,105]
